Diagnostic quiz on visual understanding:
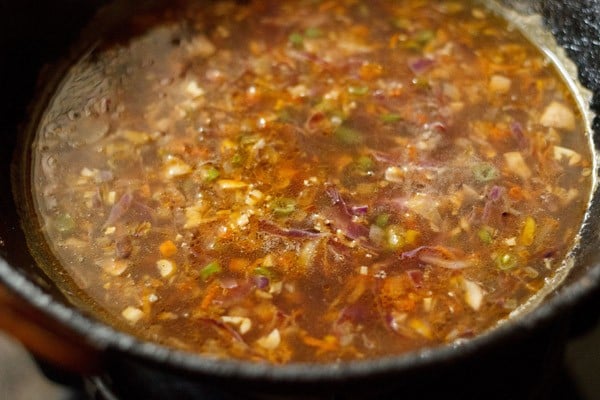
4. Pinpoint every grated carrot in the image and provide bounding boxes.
[303,335,339,353]
[508,186,523,201]
[229,258,251,274]
[201,281,221,309]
